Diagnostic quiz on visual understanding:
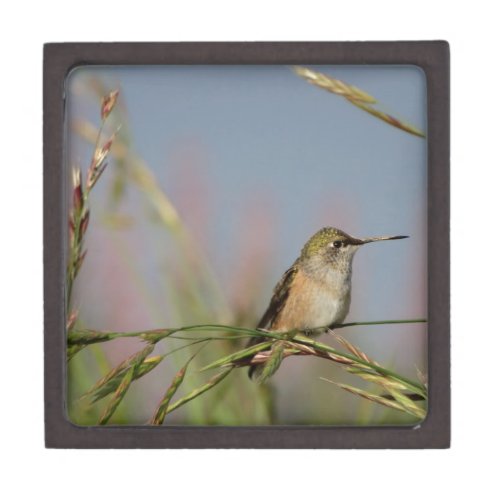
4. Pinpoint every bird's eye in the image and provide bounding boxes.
[329,240,342,249]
